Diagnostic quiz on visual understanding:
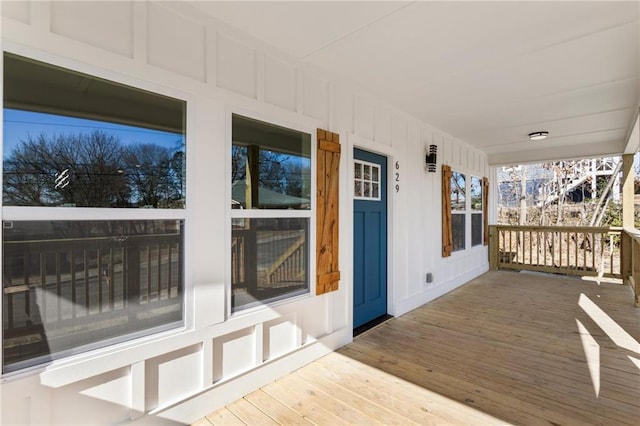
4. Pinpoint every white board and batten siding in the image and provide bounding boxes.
[0,1,490,424]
